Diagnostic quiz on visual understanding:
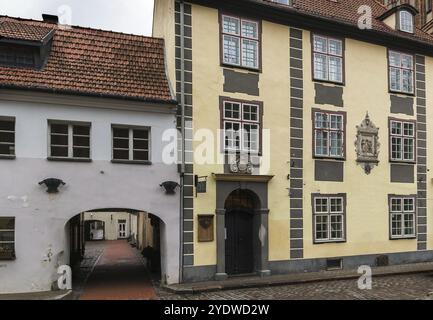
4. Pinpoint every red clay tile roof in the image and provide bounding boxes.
[0,16,175,104]
[261,0,433,44]
[0,20,54,42]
